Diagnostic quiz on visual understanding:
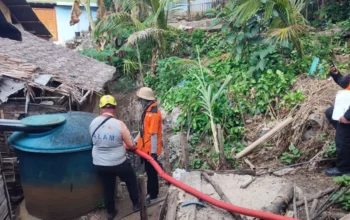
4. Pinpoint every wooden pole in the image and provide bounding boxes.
[180,132,190,171]
[138,176,148,220]
[217,124,227,169]
[187,0,191,21]
[202,172,243,220]
[235,117,293,159]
